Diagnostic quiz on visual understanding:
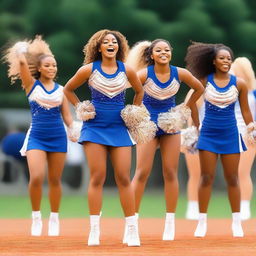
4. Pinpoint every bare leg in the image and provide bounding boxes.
[110,146,140,246]
[131,139,158,212]
[221,153,240,213]
[198,150,218,213]
[160,134,180,212]
[26,150,47,211]
[239,145,255,200]
[83,142,107,215]
[221,153,243,237]
[47,152,66,212]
